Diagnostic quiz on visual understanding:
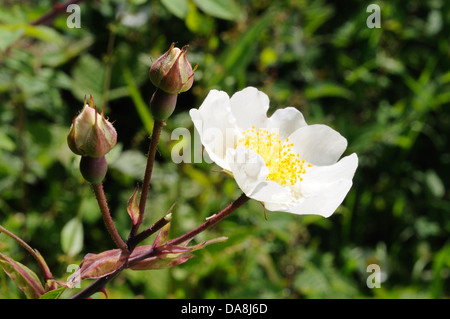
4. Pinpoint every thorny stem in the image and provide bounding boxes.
[74,122,169,299]
[0,225,53,282]
[71,193,249,299]
[71,218,168,299]
[126,212,171,251]
[70,78,248,298]
[92,183,128,253]
[168,193,250,246]
[125,203,174,255]
[127,194,249,266]
[71,267,123,299]
[128,120,166,239]
[127,247,154,267]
